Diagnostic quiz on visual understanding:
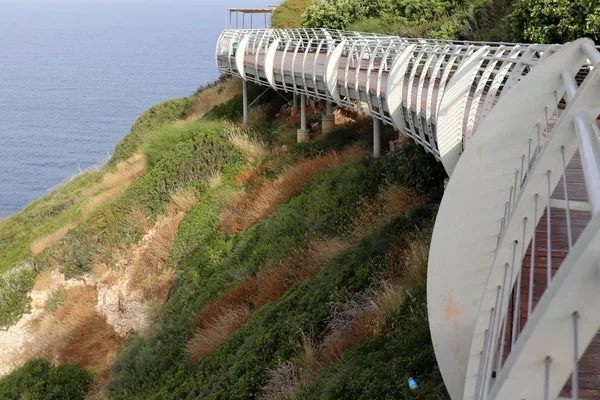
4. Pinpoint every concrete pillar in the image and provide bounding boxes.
[322,100,335,134]
[373,117,381,158]
[291,92,299,115]
[242,79,248,127]
[297,94,310,143]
